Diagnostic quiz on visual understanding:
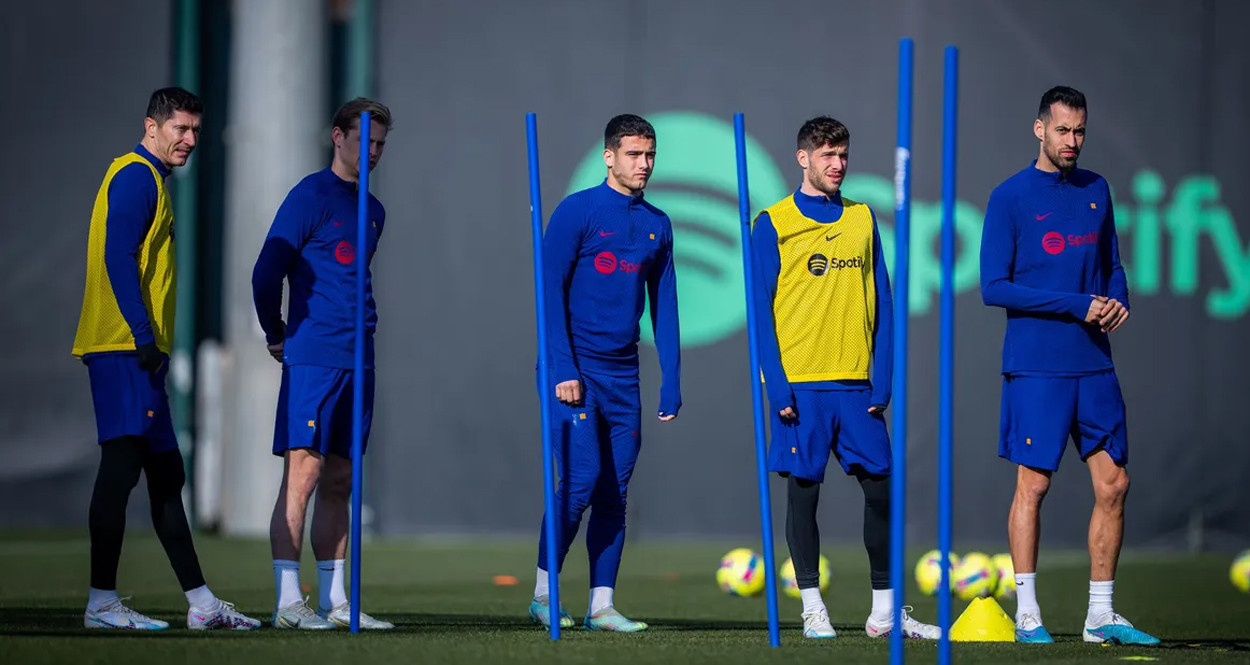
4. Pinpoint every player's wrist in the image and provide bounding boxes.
[131,327,156,348]
[135,341,164,372]
[766,386,794,411]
